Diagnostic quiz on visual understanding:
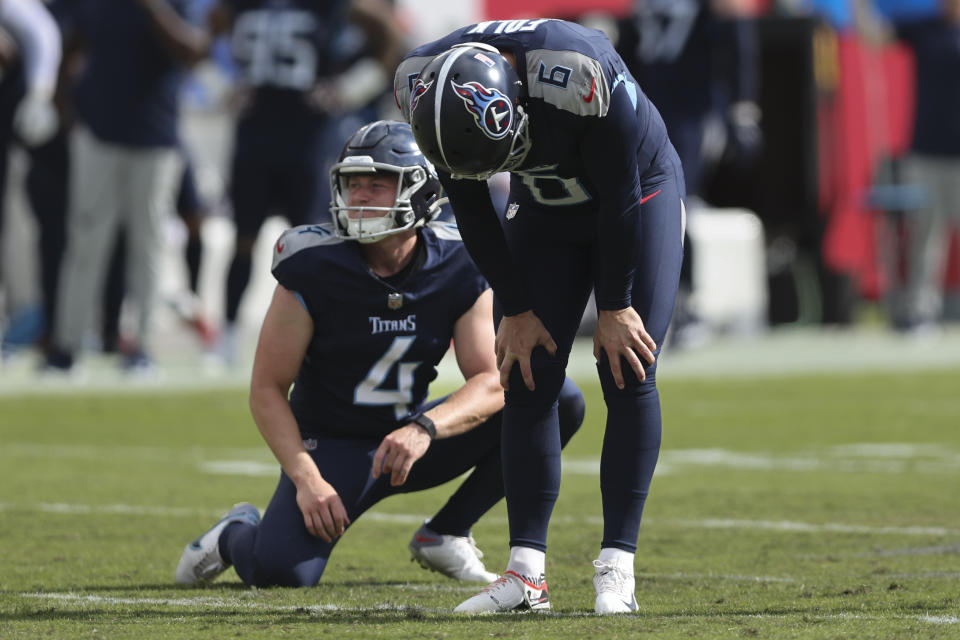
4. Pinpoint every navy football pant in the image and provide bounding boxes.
[500,163,684,554]
[219,379,584,587]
